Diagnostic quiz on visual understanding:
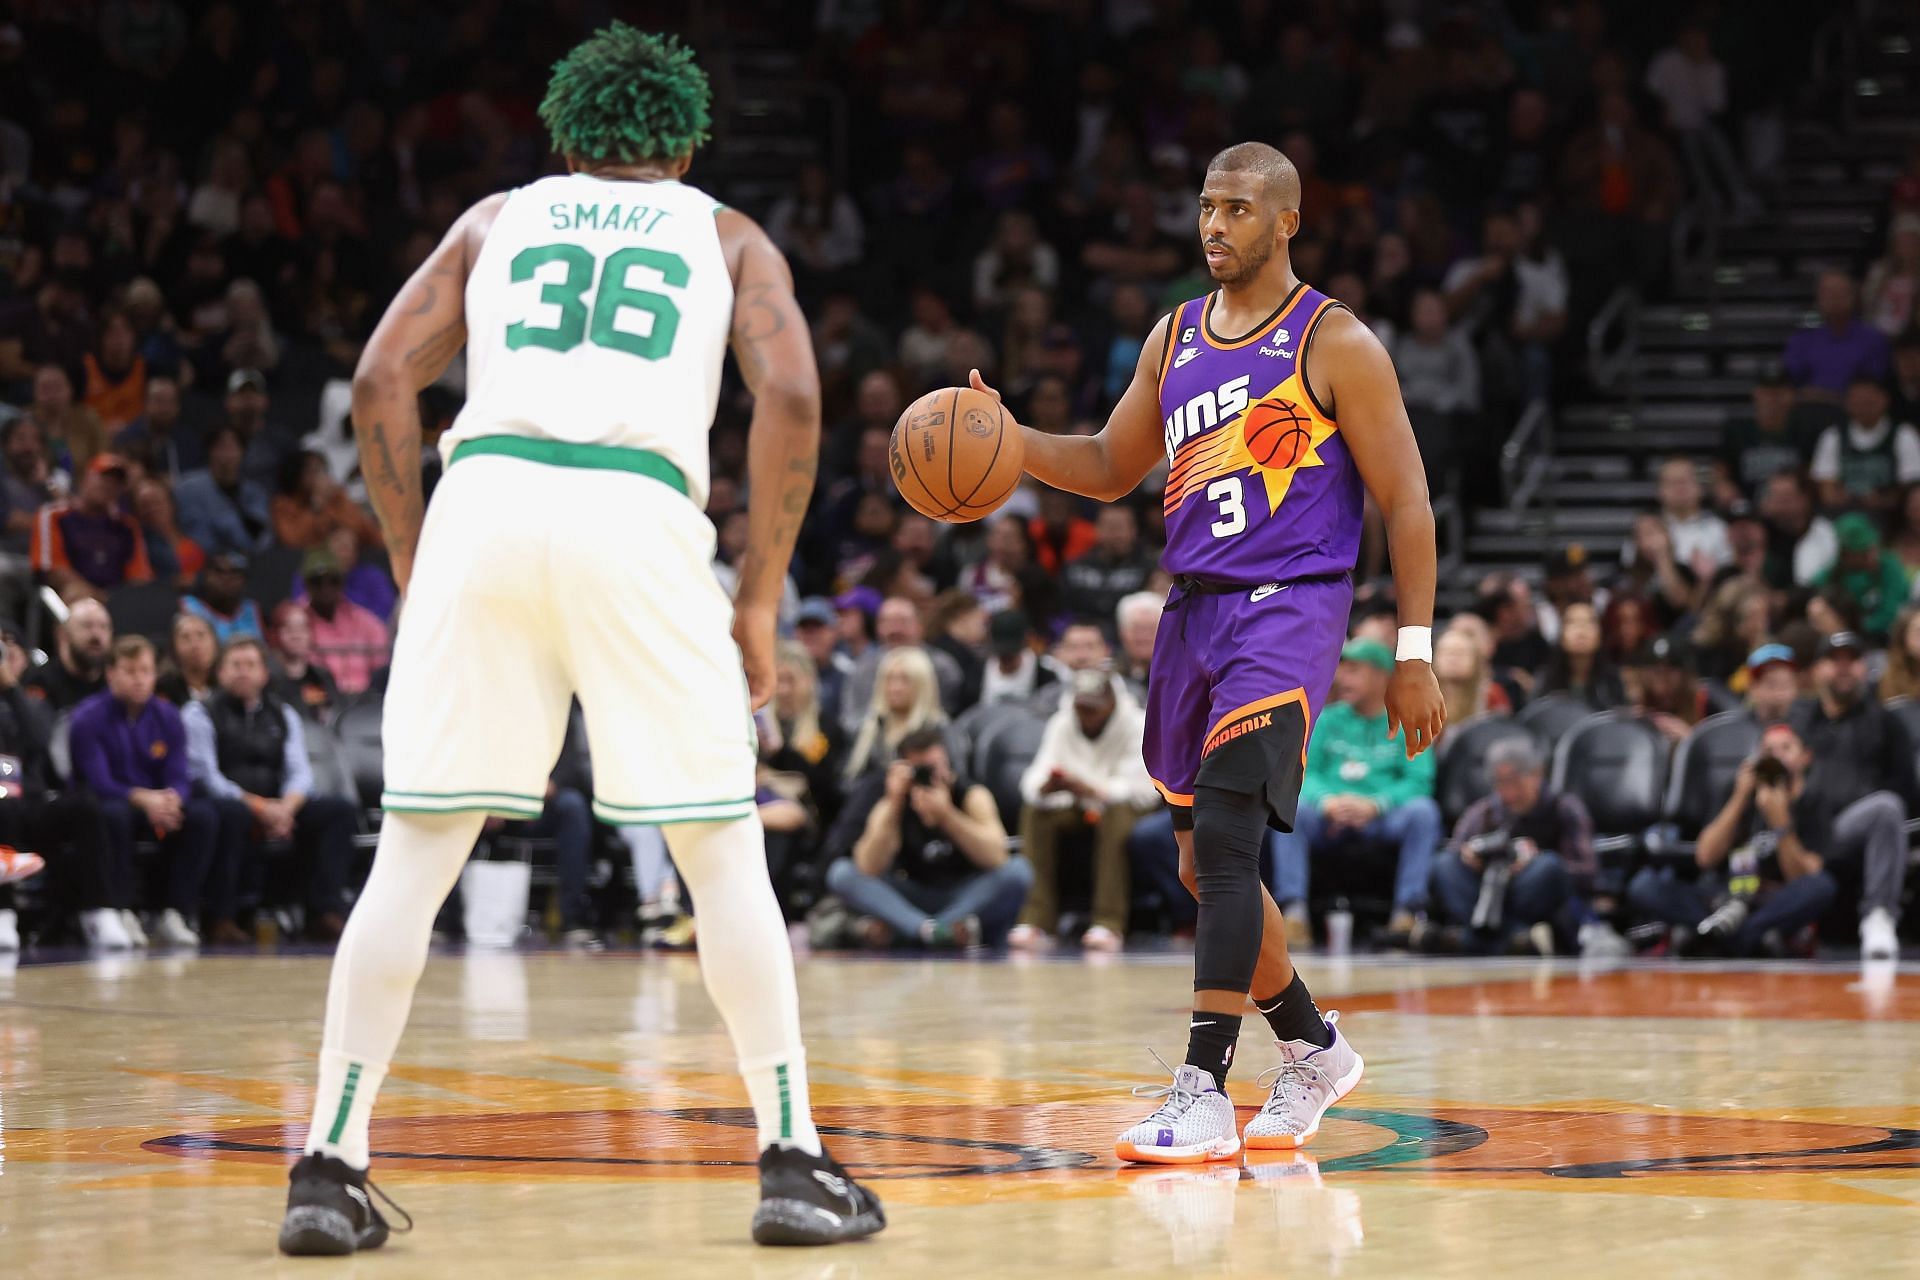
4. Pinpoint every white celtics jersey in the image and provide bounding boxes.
[447,173,733,505]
